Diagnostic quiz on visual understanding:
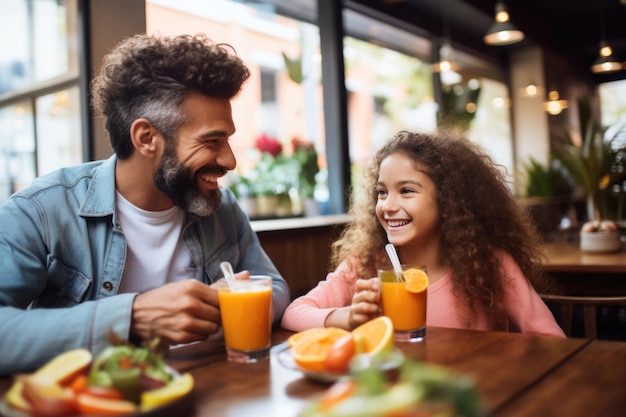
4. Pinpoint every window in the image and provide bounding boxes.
[343,9,436,170]
[0,0,83,202]
[0,101,35,196]
[599,79,626,127]
[147,0,327,217]
[35,88,83,175]
[343,8,513,185]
